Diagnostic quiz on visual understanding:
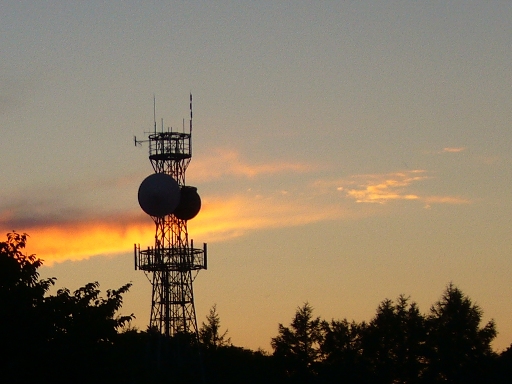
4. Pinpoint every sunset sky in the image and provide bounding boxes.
[1,1,511,351]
